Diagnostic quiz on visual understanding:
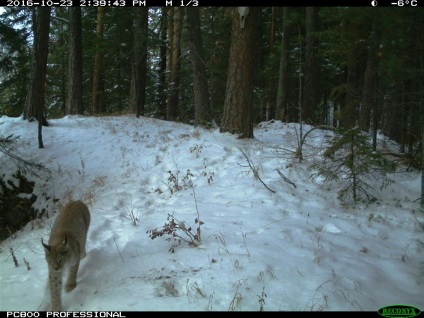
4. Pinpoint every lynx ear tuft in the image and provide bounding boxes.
[41,238,50,251]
